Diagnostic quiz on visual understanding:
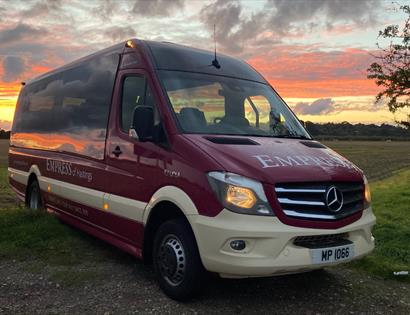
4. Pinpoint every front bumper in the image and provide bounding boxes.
[189,208,376,278]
